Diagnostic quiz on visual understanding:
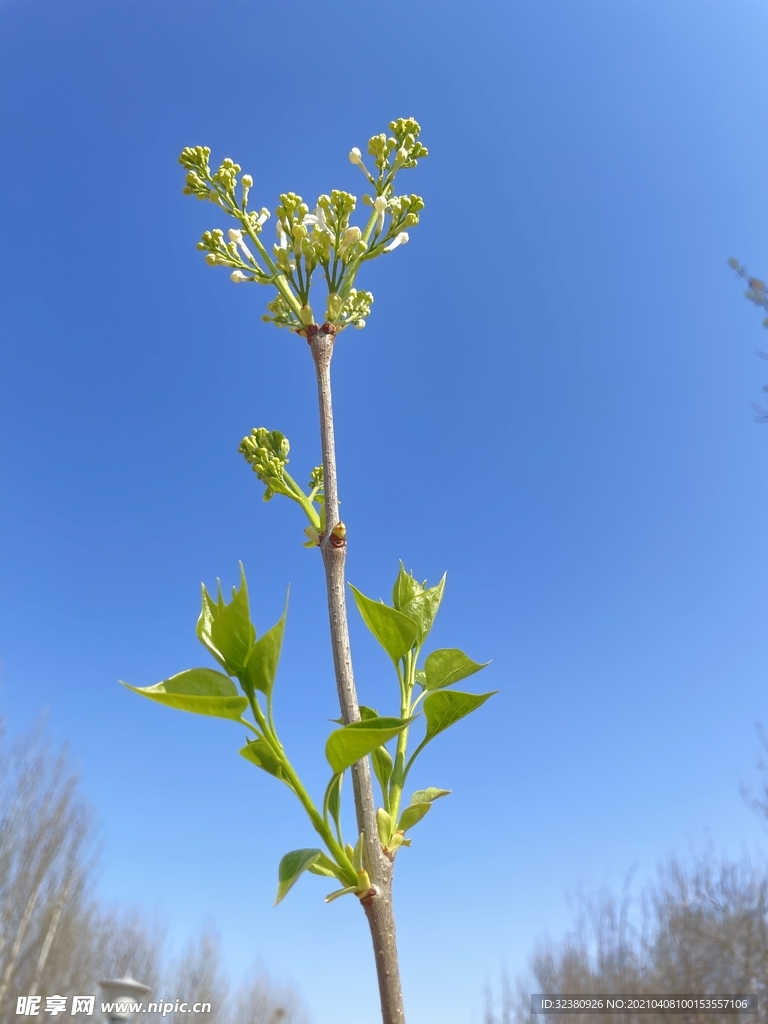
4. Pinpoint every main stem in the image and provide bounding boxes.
[309,324,406,1024]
